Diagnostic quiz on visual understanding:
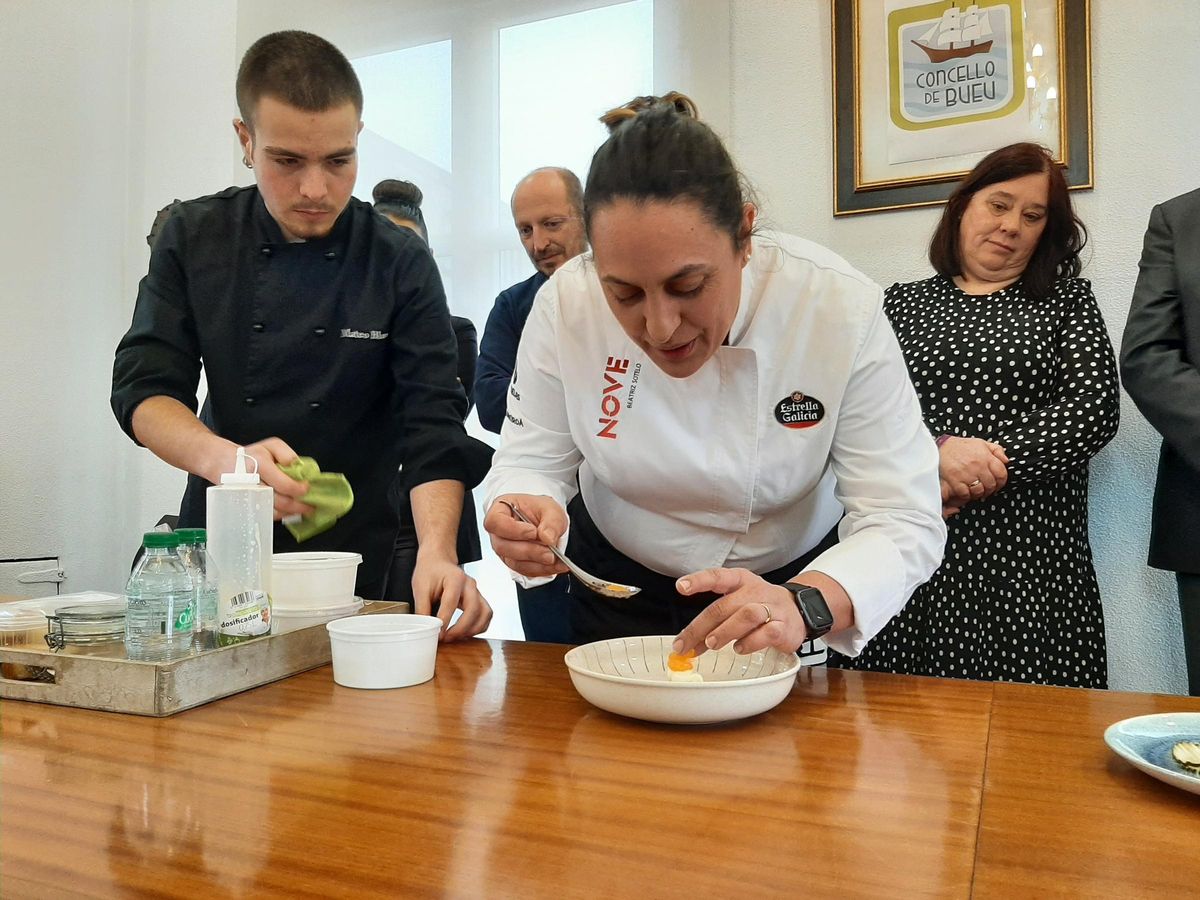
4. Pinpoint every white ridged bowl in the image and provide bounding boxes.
[564,635,801,725]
